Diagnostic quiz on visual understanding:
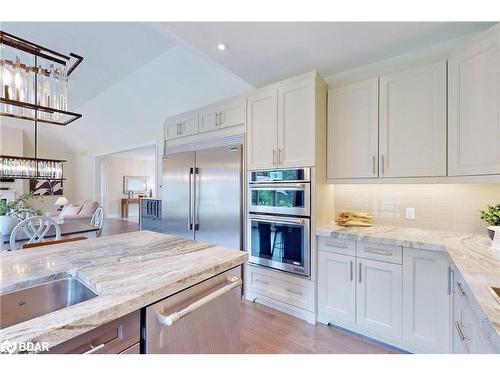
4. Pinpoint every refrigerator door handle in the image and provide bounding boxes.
[193,167,200,231]
[188,167,194,230]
